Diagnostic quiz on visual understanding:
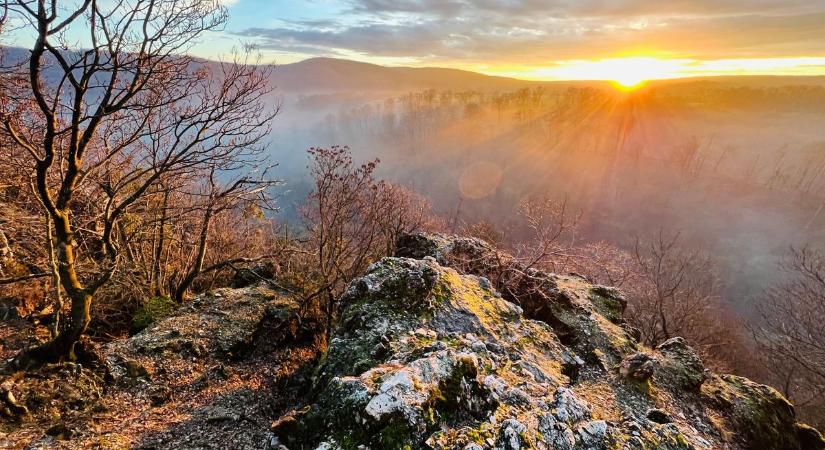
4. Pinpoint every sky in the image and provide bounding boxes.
[7,0,825,81]
[195,0,825,81]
